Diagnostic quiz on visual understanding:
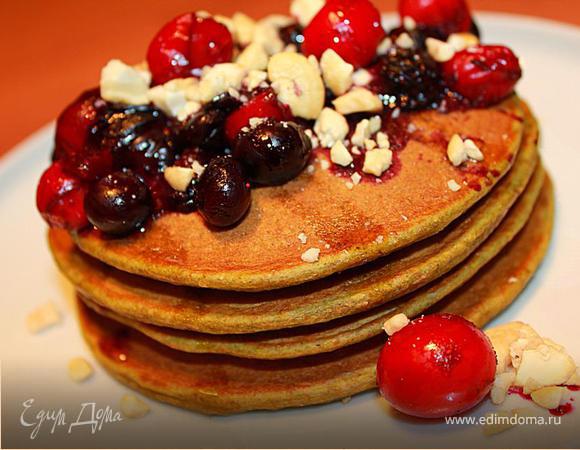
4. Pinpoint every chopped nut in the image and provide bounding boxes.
[232,12,256,47]
[314,108,349,148]
[377,37,393,55]
[100,59,151,105]
[320,49,354,96]
[120,394,150,419]
[447,179,462,192]
[290,0,325,27]
[522,377,543,395]
[490,370,516,405]
[447,134,468,166]
[26,302,61,334]
[464,139,484,161]
[345,181,354,190]
[363,148,392,177]
[483,411,515,436]
[383,313,409,336]
[515,346,576,387]
[395,32,414,49]
[375,235,384,244]
[297,232,308,244]
[301,247,320,263]
[68,357,94,383]
[243,70,268,91]
[191,161,205,177]
[352,69,373,86]
[199,63,247,103]
[375,131,390,149]
[565,367,580,386]
[403,16,416,31]
[351,116,382,147]
[530,386,566,410]
[164,167,195,192]
[447,32,479,52]
[351,172,362,185]
[426,37,455,63]
[332,88,383,115]
[320,159,331,170]
[330,141,353,167]
[236,43,269,71]
[364,139,377,151]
